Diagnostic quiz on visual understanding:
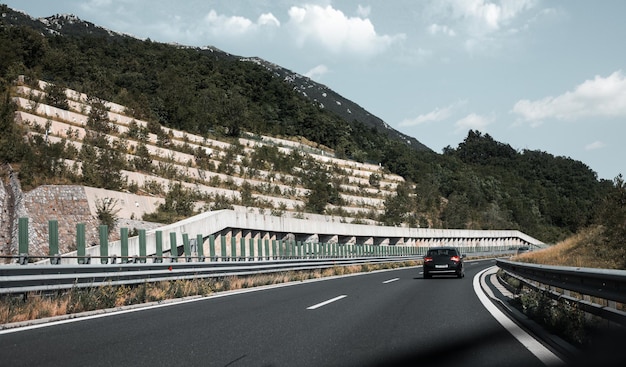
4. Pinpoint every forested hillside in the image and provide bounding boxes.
[0,5,621,244]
